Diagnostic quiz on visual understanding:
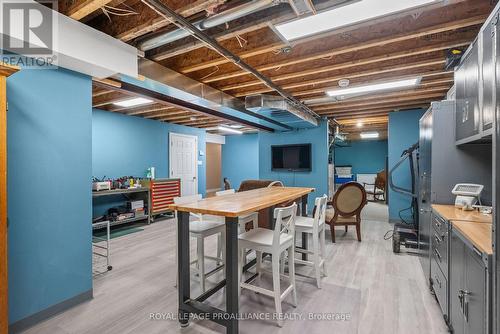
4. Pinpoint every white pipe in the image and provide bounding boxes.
[139,0,279,51]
